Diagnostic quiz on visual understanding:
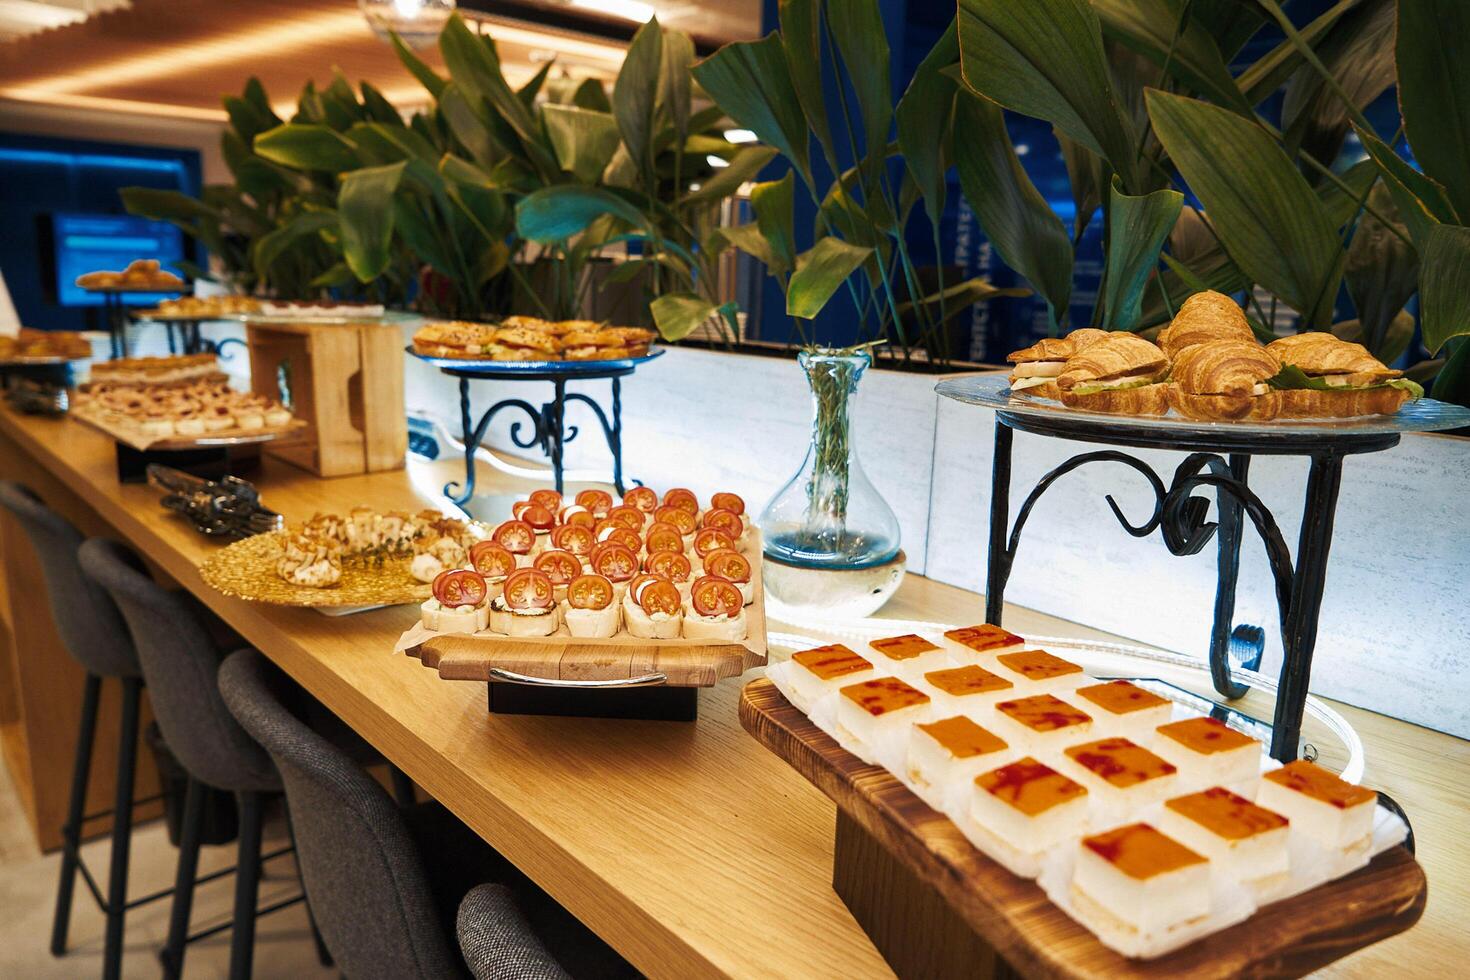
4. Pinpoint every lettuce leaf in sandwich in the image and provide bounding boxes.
[1264,364,1423,399]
